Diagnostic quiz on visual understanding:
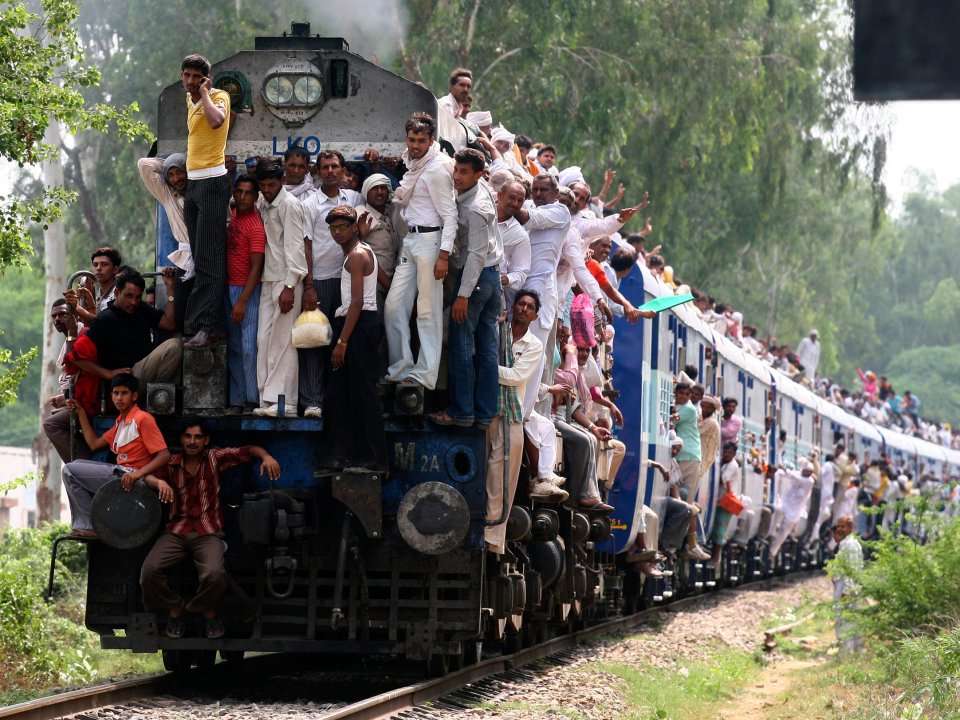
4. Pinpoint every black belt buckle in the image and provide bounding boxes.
[409,225,441,234]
